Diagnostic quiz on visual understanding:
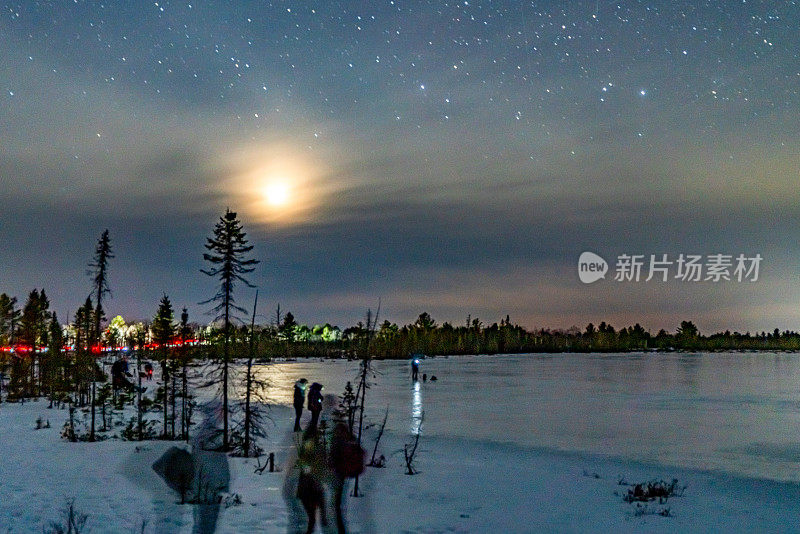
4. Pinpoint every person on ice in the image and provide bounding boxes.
[307,382,324,432]
[293,378,309,432]
[411,357,420,381]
